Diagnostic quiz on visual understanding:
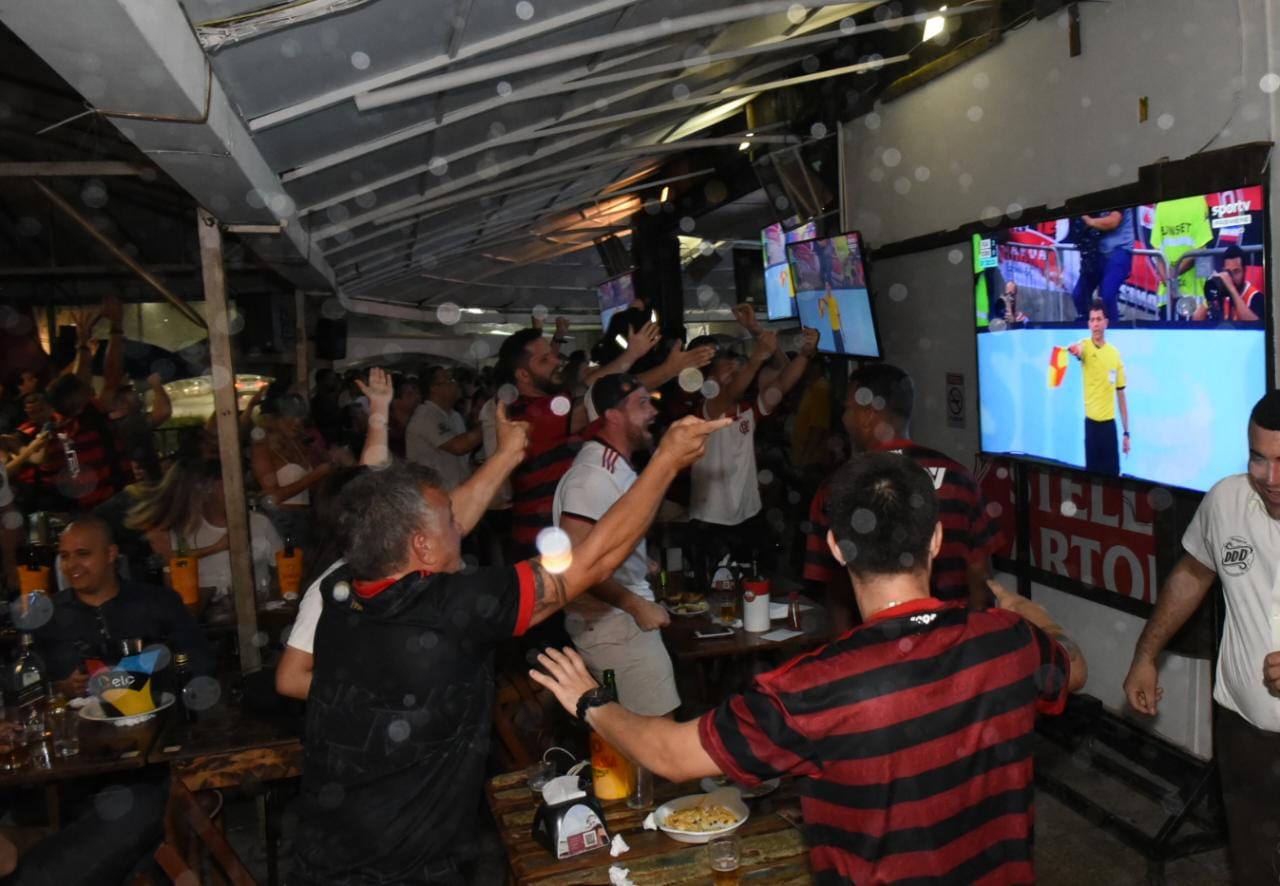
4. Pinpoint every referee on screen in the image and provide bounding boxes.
[1068,299,1130,475]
